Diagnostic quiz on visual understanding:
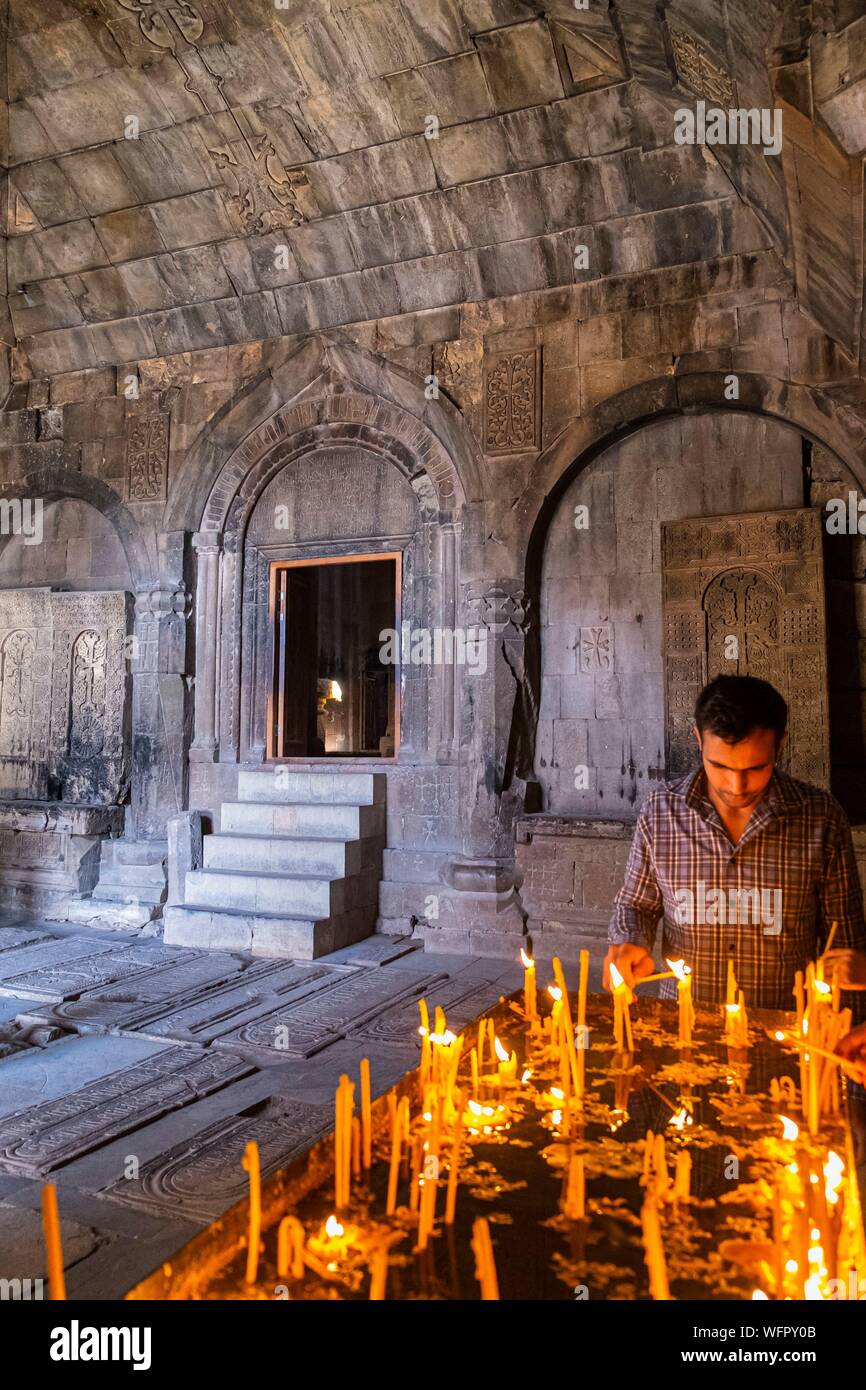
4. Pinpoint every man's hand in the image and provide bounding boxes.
[824,949,866,990]
[603,943,654,992]
[836,1021,866,1083]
